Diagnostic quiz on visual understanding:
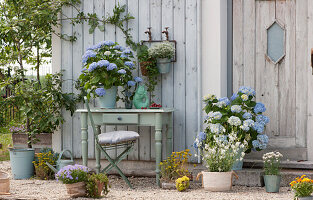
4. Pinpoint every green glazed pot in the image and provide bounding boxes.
[264,175,281,193]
